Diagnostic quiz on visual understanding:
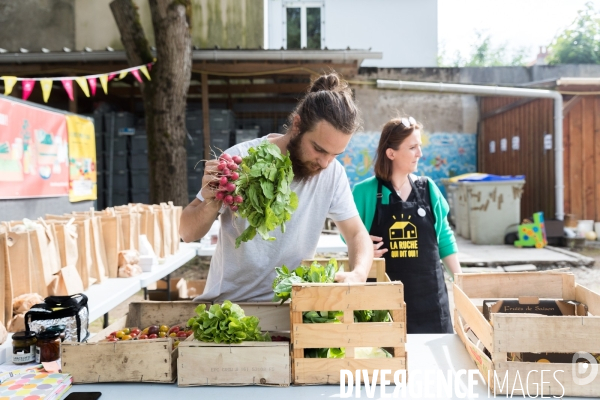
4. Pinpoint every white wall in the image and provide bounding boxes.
[267,0,438,67]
